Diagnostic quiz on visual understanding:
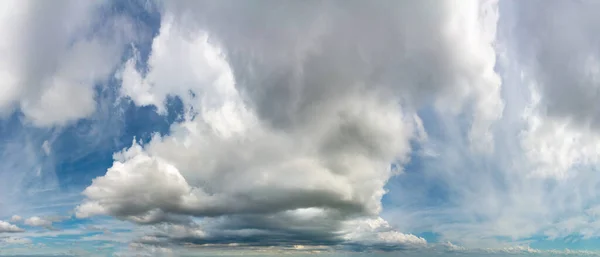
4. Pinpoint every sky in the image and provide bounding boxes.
[2,0,600,256]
